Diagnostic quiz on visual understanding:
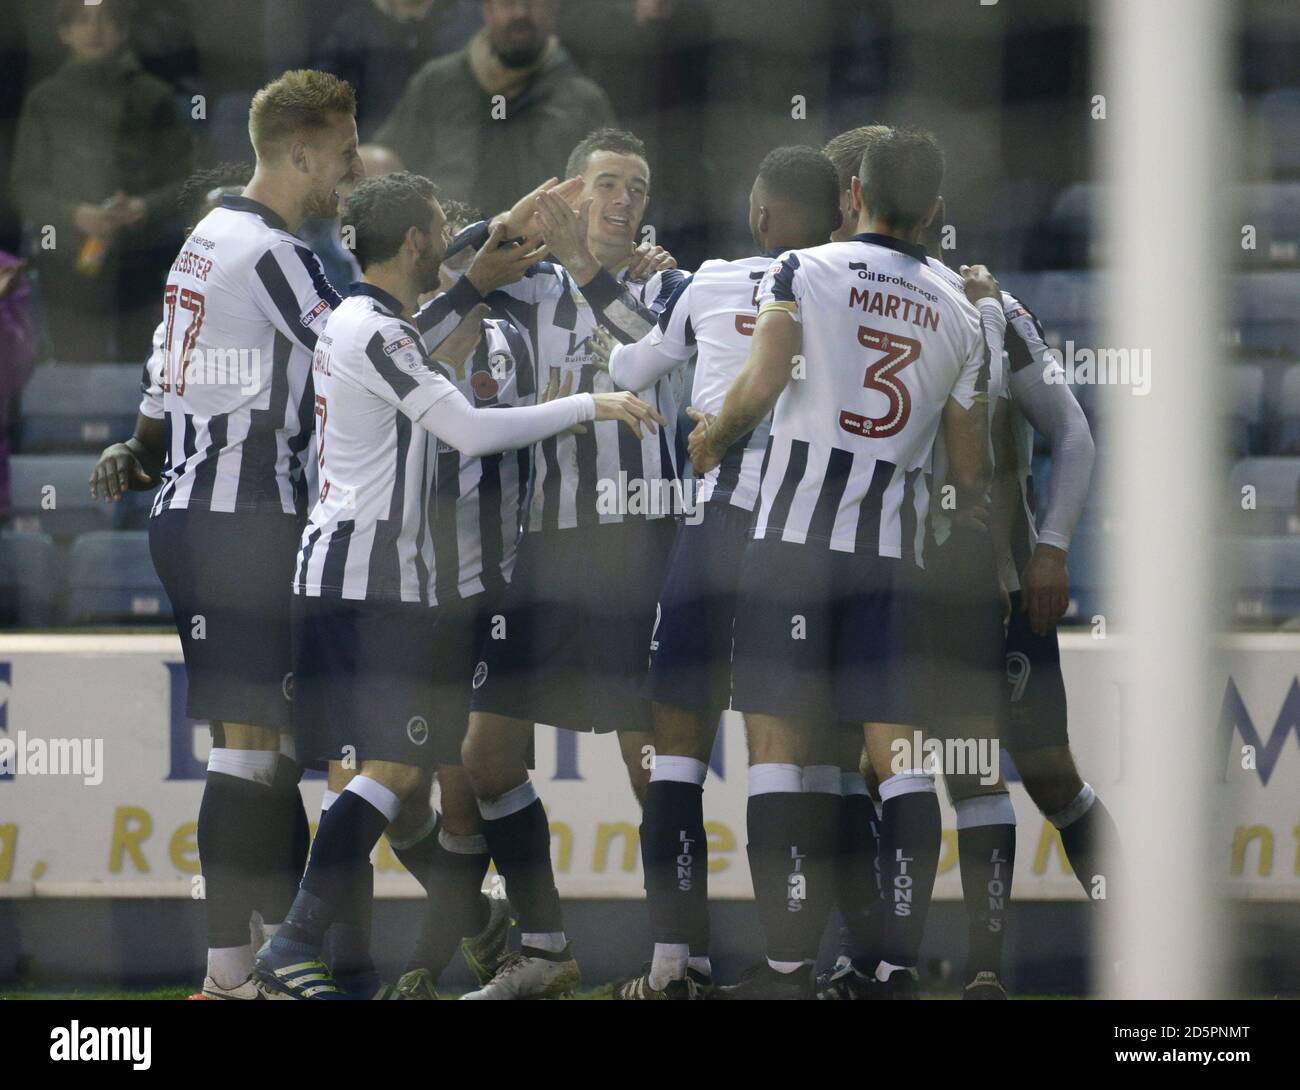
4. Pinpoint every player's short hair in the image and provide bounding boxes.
[754,146,841,237]
[343,171,438,270]
[857,127,944,232]
[565,128,648,180]
[438,198,484,236]
[822,124,892,193]
[58,0,131,28]
[248,70,357,159]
